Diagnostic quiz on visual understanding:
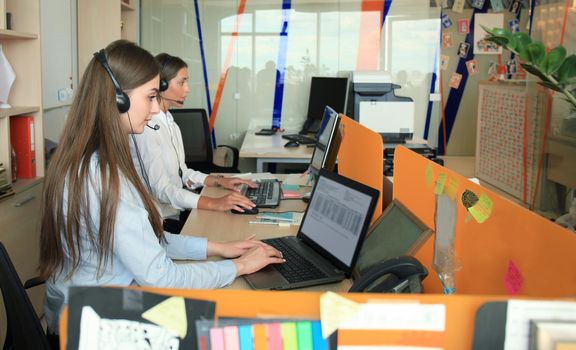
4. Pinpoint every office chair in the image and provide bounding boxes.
[0,242,52,350]
[170,108,240,174]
